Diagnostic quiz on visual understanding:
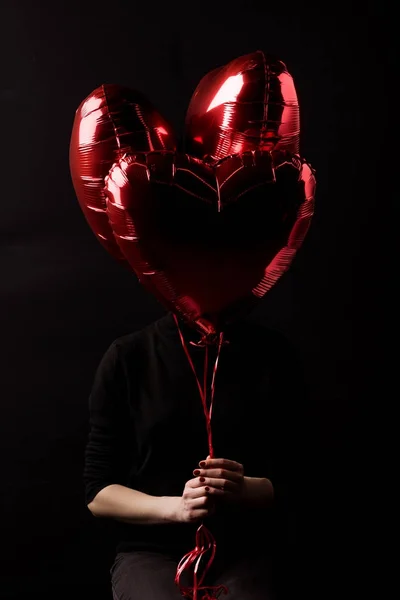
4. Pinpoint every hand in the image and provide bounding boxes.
[173,475,216,524]
[193,456,245,504]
